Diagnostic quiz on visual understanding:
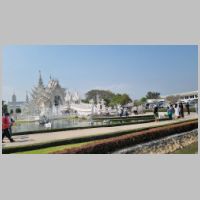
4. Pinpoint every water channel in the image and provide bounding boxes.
[12,118,96,134]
